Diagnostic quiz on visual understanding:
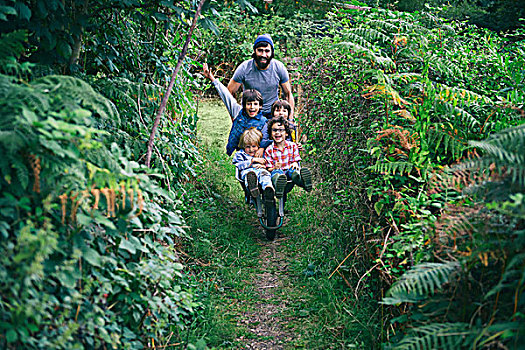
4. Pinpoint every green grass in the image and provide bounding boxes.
[179,100,382,349]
